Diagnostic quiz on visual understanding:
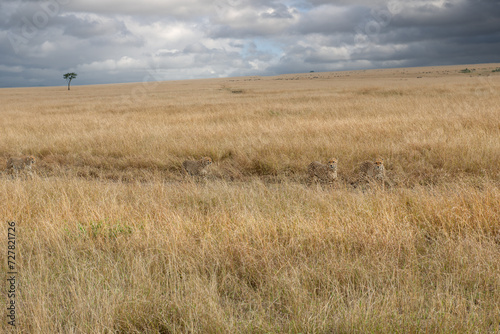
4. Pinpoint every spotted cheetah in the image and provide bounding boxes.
[358,157,385,181]
[6,155,36,177]
[351,157,386,188]
[307,158,338,185]
[182,157,213,178]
